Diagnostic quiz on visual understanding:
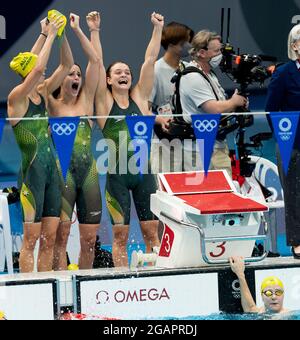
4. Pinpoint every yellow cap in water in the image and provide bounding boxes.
[0,311,5,320]
[10,52,38,78]
[48,9,67,37]
[68,264,79,271]
[261,276,284,292]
